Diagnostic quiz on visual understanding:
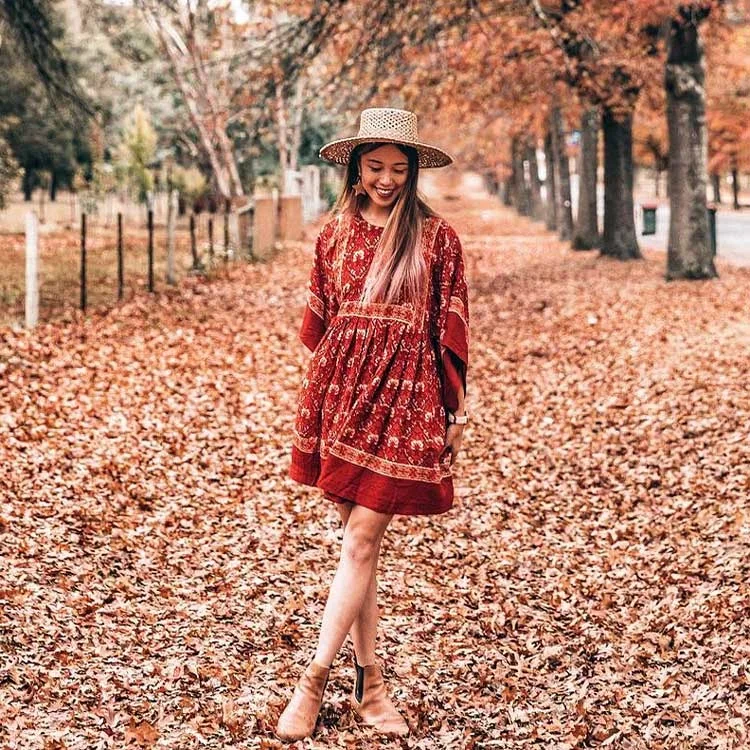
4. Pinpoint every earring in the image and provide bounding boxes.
[352,176,366,197]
